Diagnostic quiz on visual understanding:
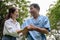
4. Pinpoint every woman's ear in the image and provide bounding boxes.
[10,13,13,18]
